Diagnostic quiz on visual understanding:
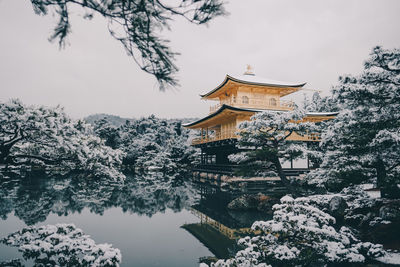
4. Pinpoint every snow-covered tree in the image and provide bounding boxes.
[303,92,322,112]
[93,118,121,149]
[212,195,386,267]
[303,92,339,113]
[307,47,400,197]
[1,223,121,266]
[93,115,197,172]
[27,0,225,90]
[168,135,197,169]
[230,108,316,188]
[0,99,125,179]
